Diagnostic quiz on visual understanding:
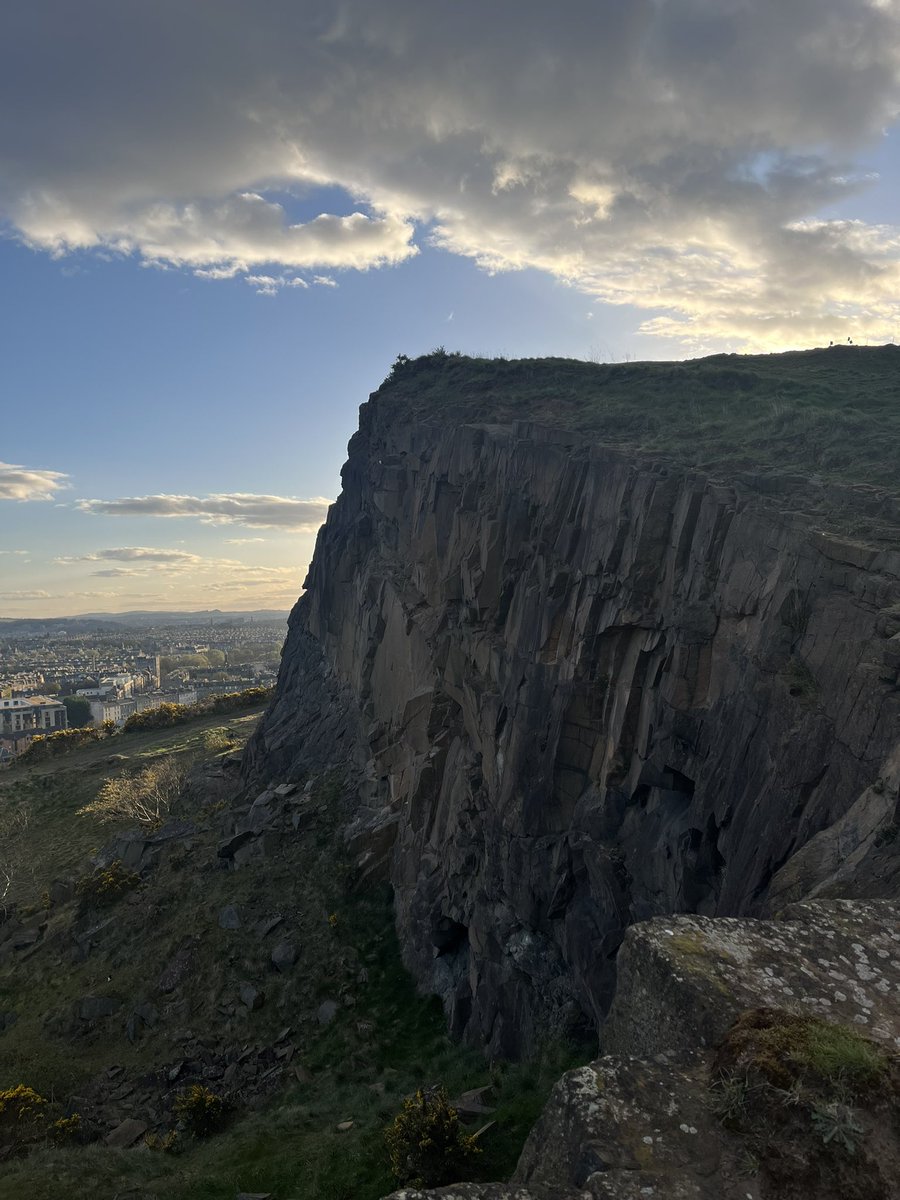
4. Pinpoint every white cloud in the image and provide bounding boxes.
[76,492,331,531]
[0,590,51,600]
[225,537,268,545]
[51,544,303,592]
[0,462,69,502]
[3,2,900,347]
[58,546,206,565]
[15,192,417,278]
